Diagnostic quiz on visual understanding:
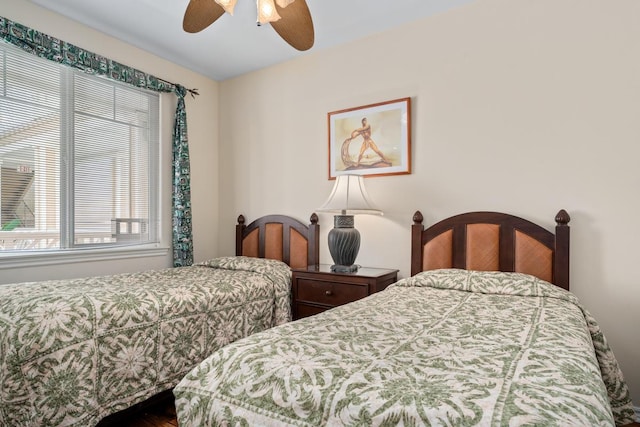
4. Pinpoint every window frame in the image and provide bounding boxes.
[0,42,165,266]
